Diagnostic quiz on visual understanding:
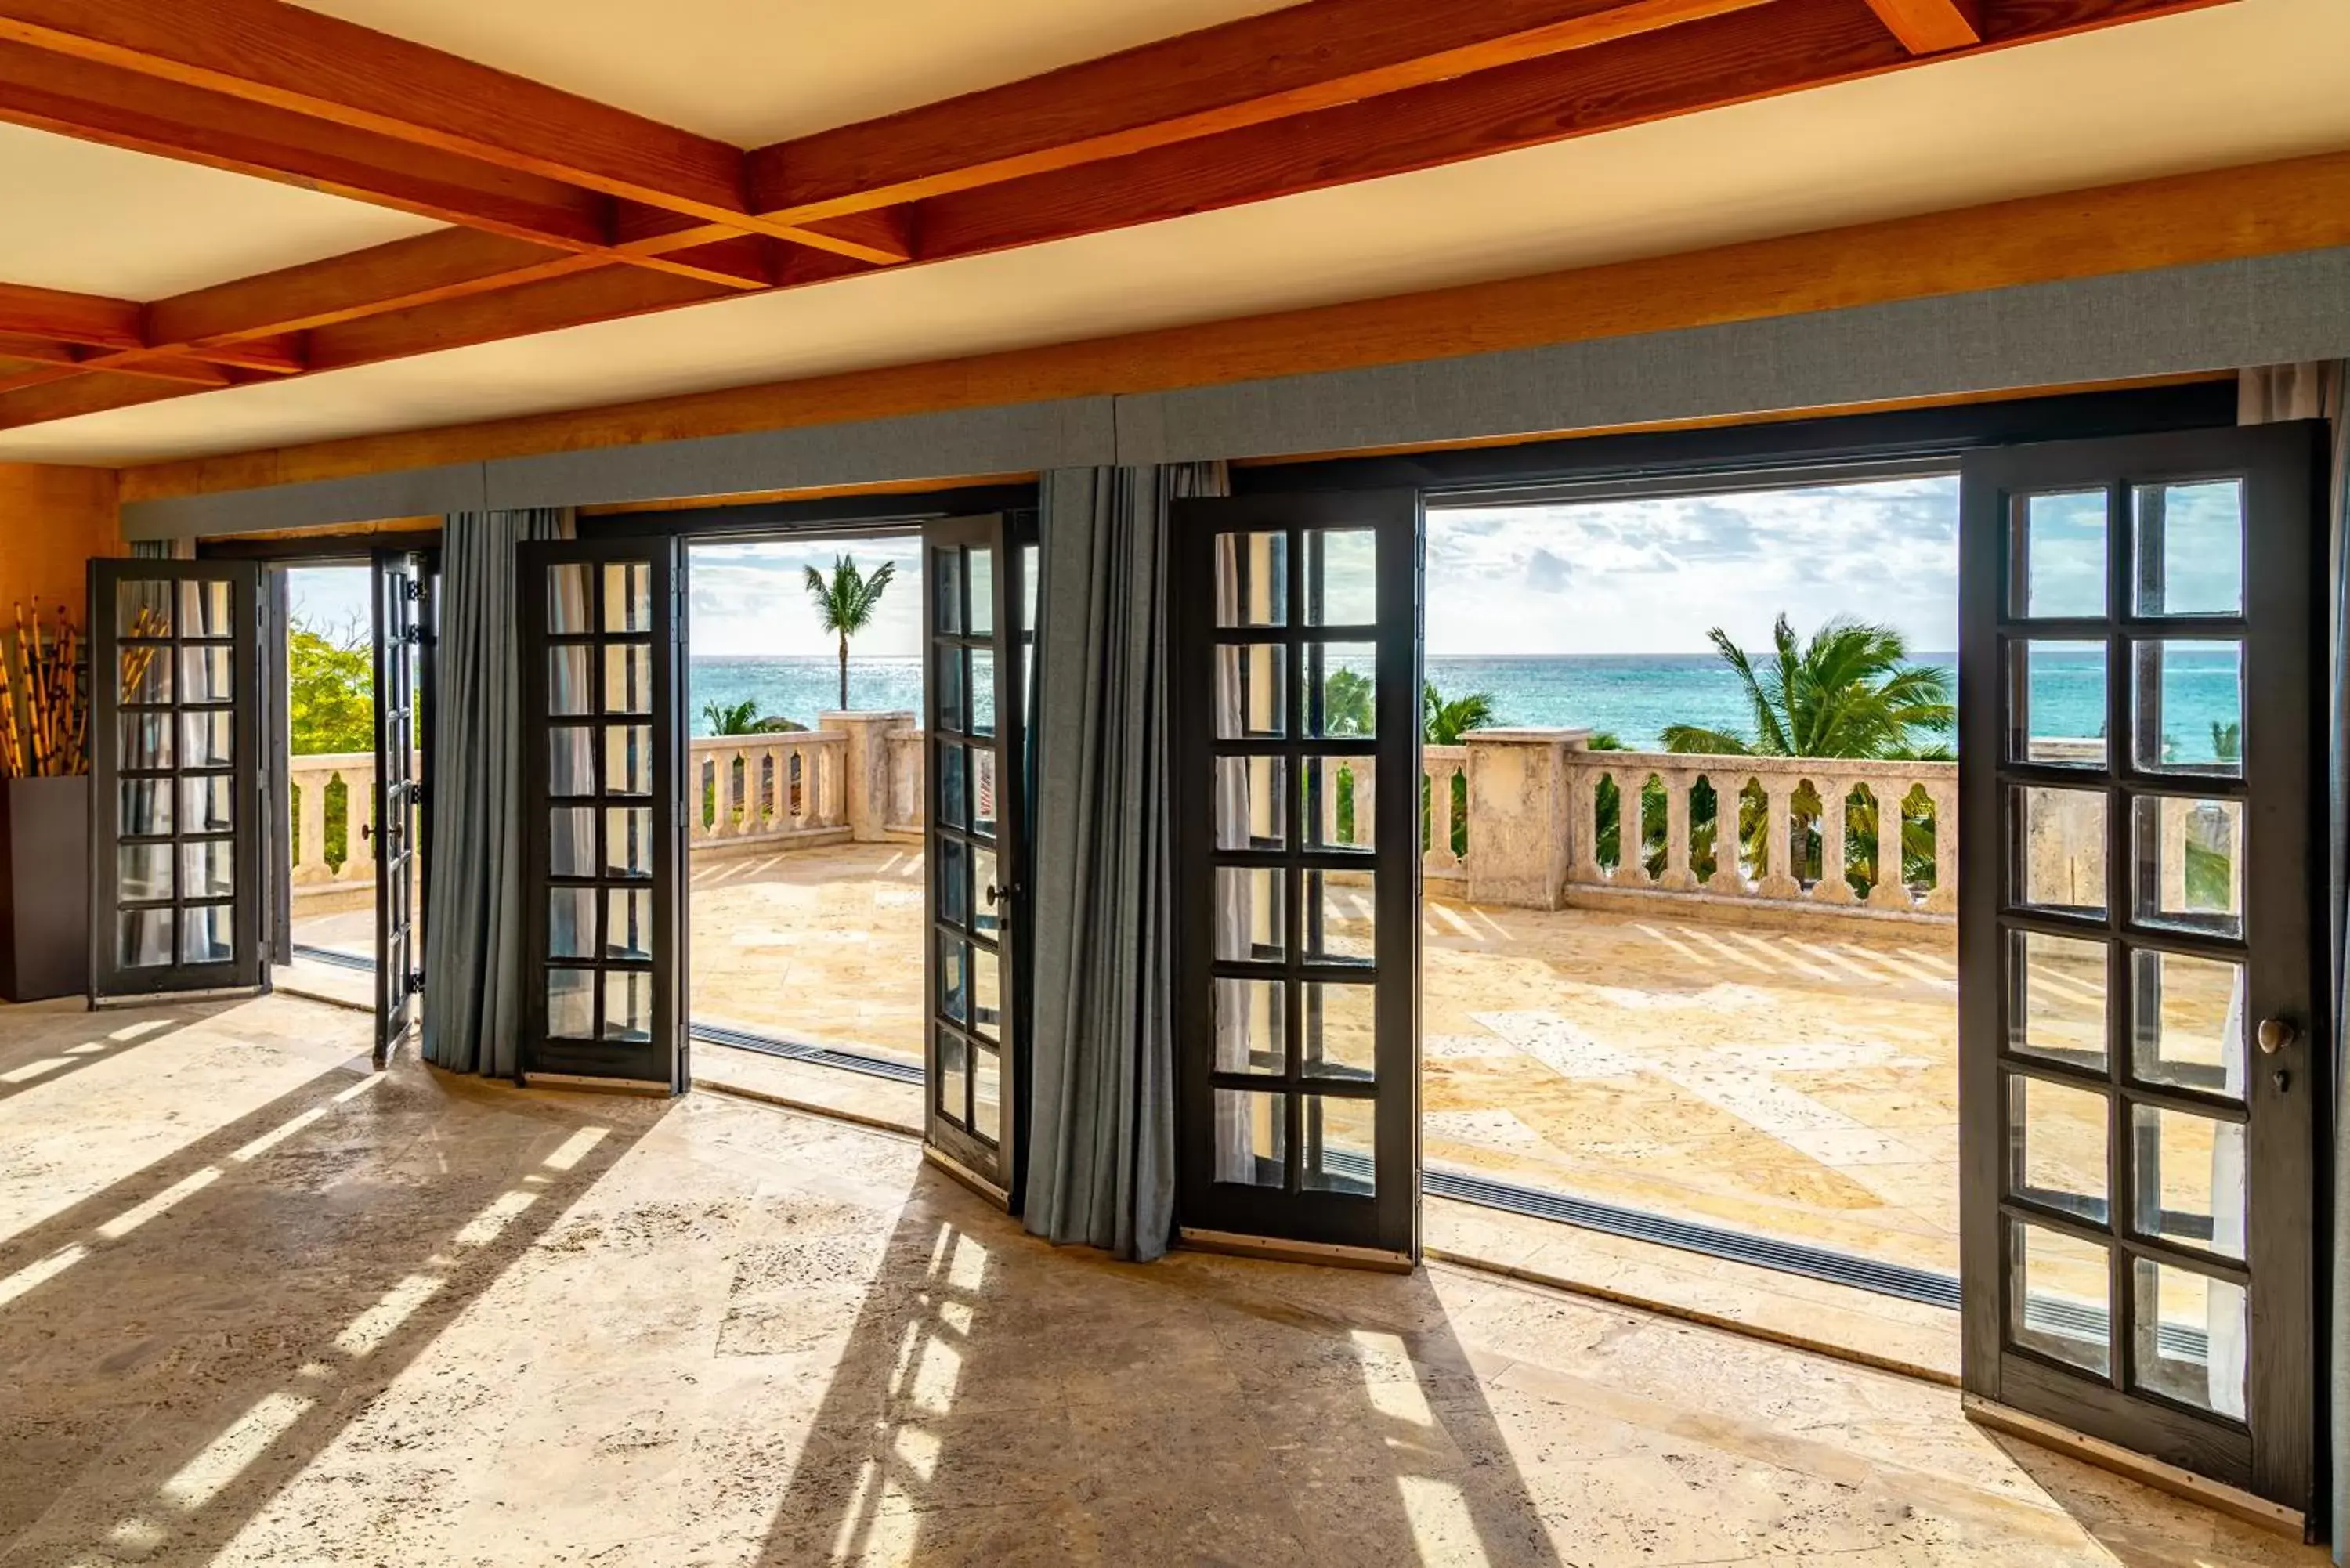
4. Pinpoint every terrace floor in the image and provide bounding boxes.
[679,841,1974,1279]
